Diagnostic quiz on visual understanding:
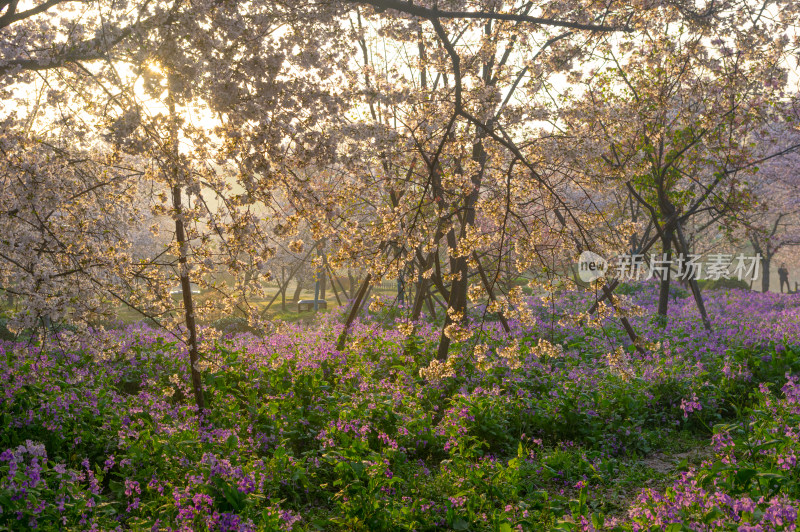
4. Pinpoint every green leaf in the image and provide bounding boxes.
[755,472,786,480]
[350,461,365,476]
[753,439,782,451]
[452,517,470,530]
[703,507,724,524]
[735,468,757,486]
